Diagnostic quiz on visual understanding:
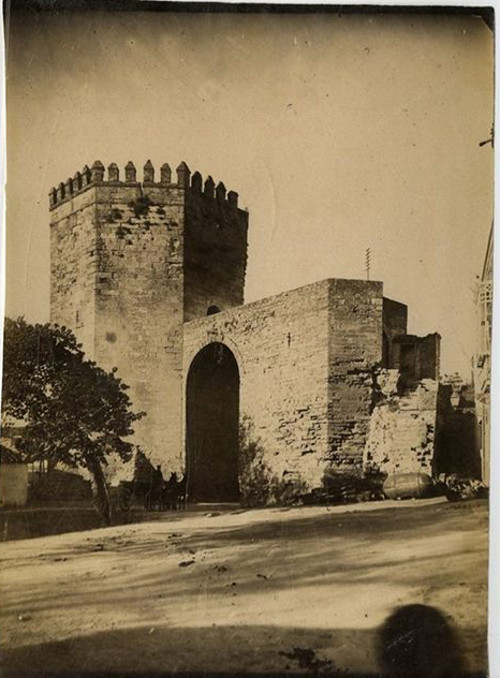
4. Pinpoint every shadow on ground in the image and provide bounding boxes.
[1,501,487,619]
[0,503,192,542]
[2,610,487,678]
